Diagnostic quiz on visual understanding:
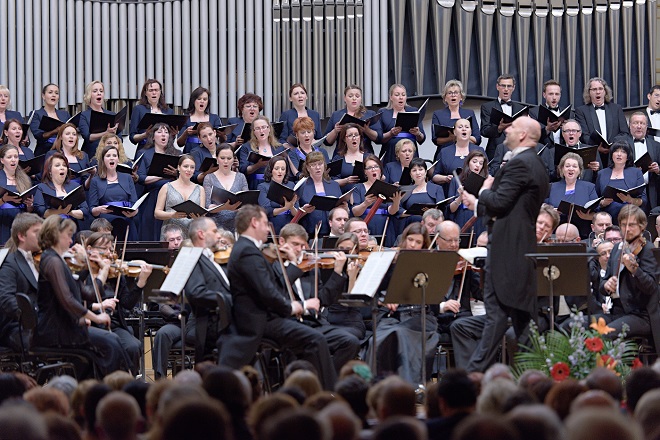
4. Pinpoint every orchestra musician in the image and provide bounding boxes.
[33,215,130,377]
[177,86,224,155]
[82,232,152,375]
[29,83,71,156]
[274,224,360,375]
[378,84,426,165]
[218,205,337,389]
[599,205,660,354]
[0,213,43,352]
[129,79,174,150]
[461,116,550,372]
[589,211,613,248]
